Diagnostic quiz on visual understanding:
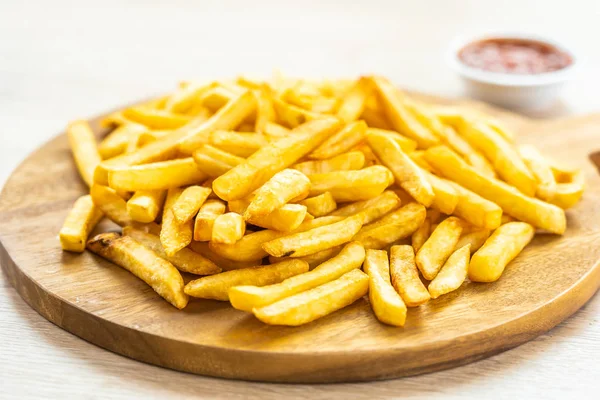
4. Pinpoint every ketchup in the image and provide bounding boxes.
[458,38,572,74]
